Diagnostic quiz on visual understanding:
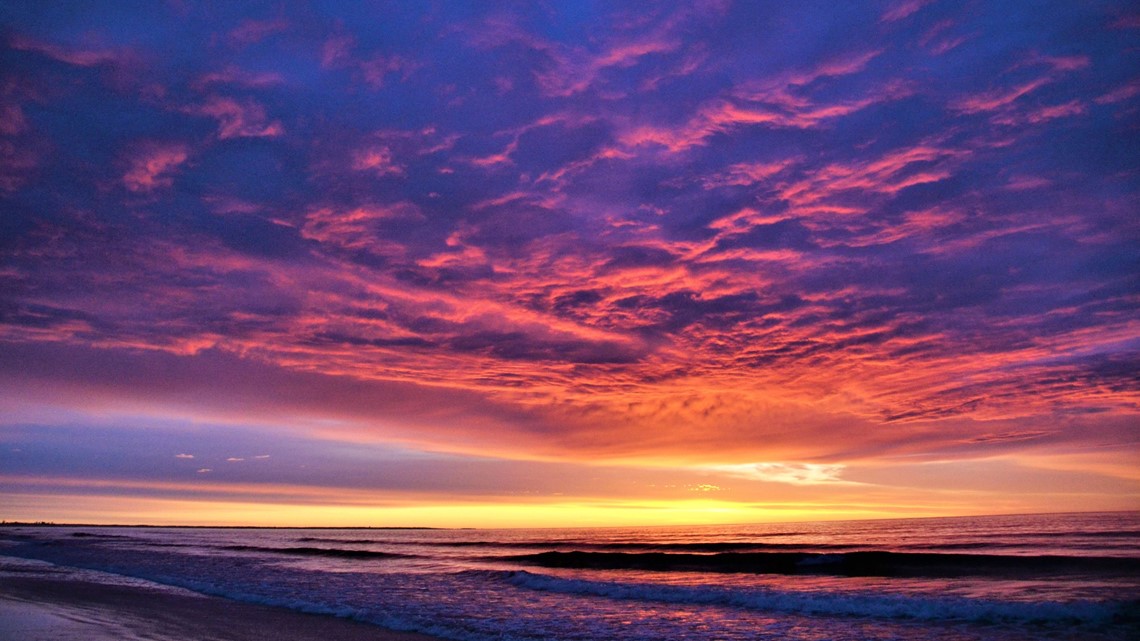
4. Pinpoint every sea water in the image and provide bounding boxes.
[1,511,1137,640]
